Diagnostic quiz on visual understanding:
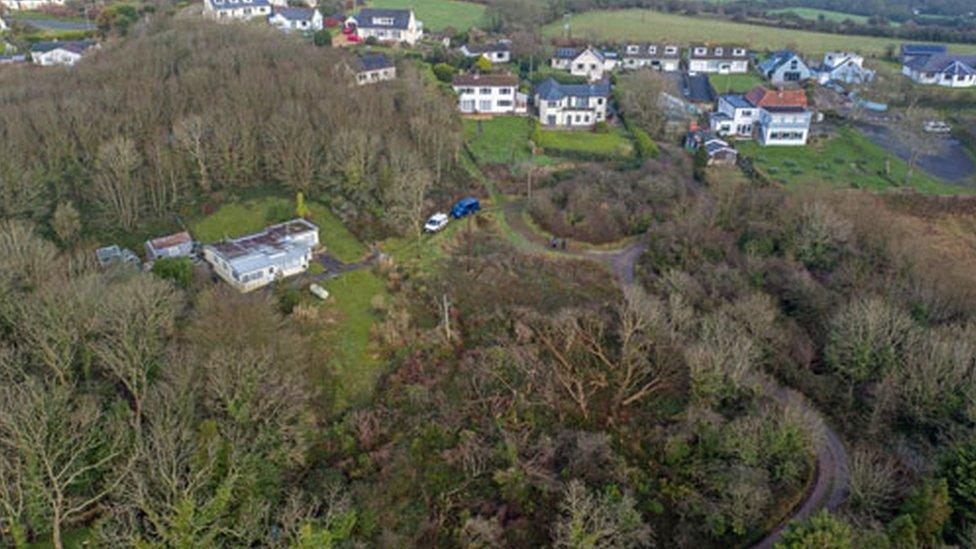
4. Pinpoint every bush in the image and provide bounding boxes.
[625,119,659,159]
[151,257,194,289]
[776,510,855,548]
[313,28,333,47]
[433,62,456,83]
